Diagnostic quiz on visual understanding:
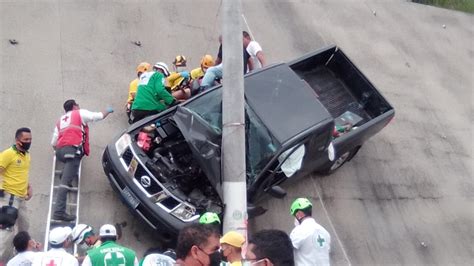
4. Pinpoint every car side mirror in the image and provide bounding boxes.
[267,185,287,199]
[247,204,267,219]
